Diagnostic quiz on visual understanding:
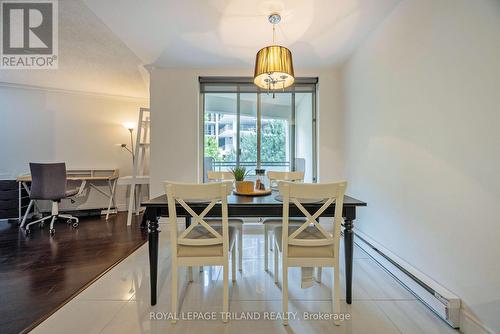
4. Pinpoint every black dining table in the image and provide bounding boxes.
[141,191,366,306]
